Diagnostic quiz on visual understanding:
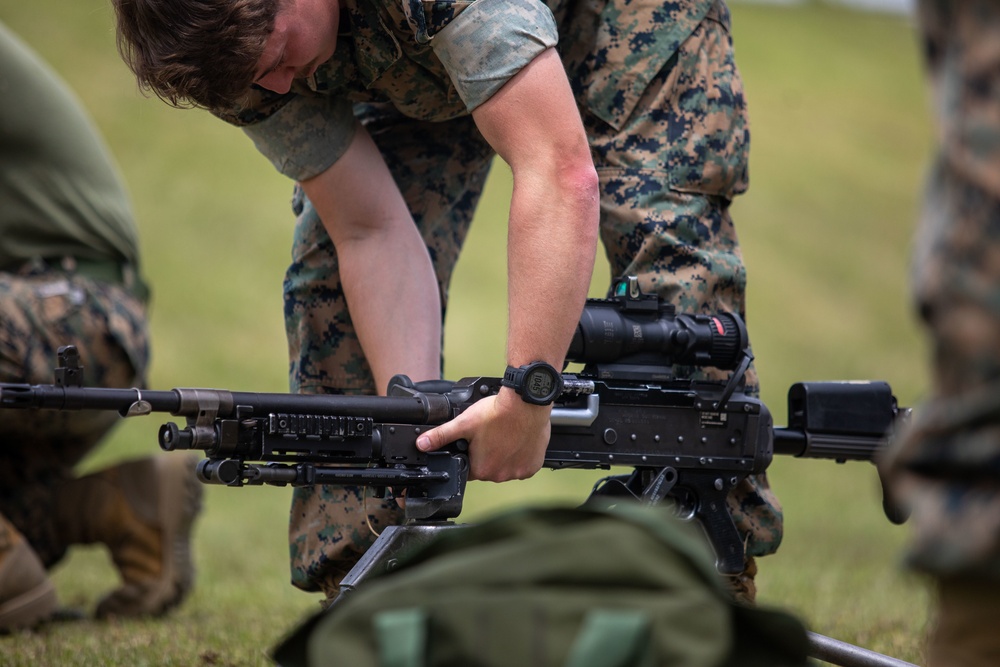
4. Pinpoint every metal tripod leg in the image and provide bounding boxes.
[808,632,920,667]
[329,522,464,607]
[270,524,462,666]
